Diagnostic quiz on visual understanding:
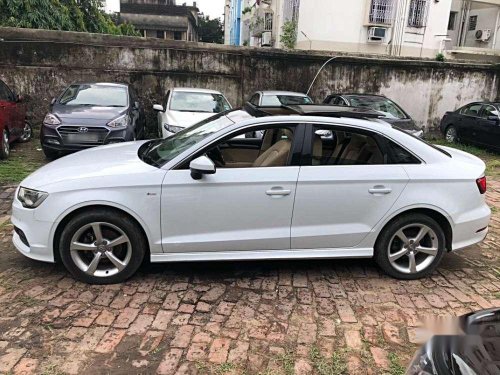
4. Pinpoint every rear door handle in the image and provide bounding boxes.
[369,186,392,195]
[266,188,292,196]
